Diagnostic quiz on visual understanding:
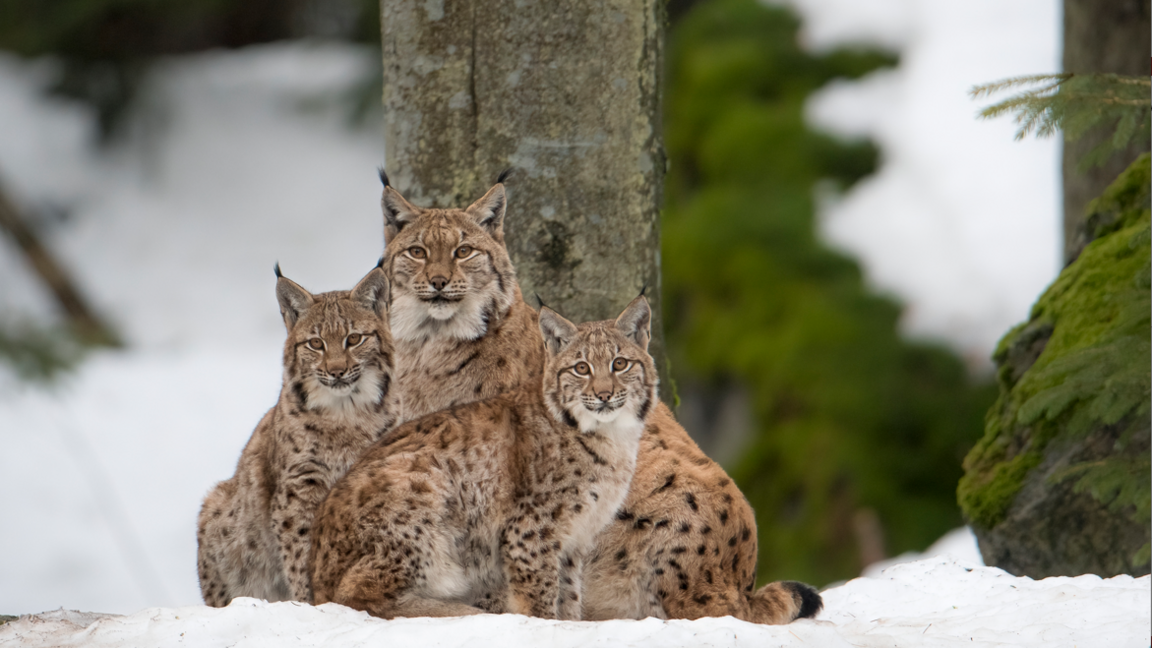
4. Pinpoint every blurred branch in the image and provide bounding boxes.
[0,181,120,347]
